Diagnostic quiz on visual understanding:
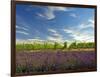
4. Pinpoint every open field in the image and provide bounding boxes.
[16,50,96,75]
